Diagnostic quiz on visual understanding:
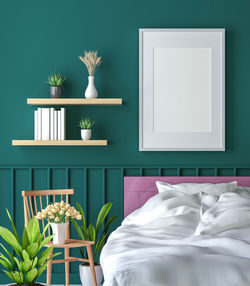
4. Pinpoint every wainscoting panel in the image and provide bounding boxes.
[1,165,250,284]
